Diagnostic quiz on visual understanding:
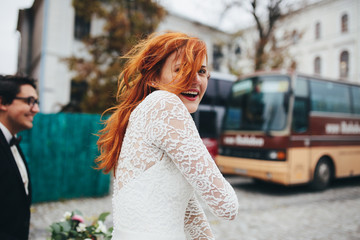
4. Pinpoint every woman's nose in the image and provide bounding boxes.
[193,73,201,84]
